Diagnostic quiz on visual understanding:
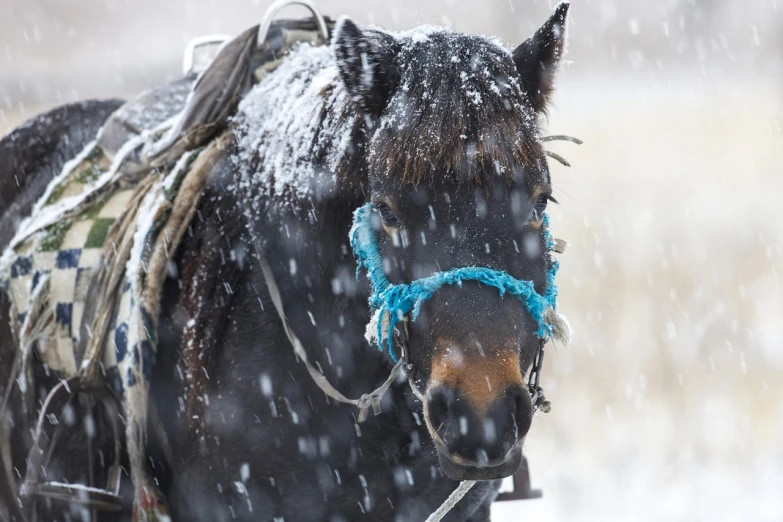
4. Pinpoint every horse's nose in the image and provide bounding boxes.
[426,384,532,465]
